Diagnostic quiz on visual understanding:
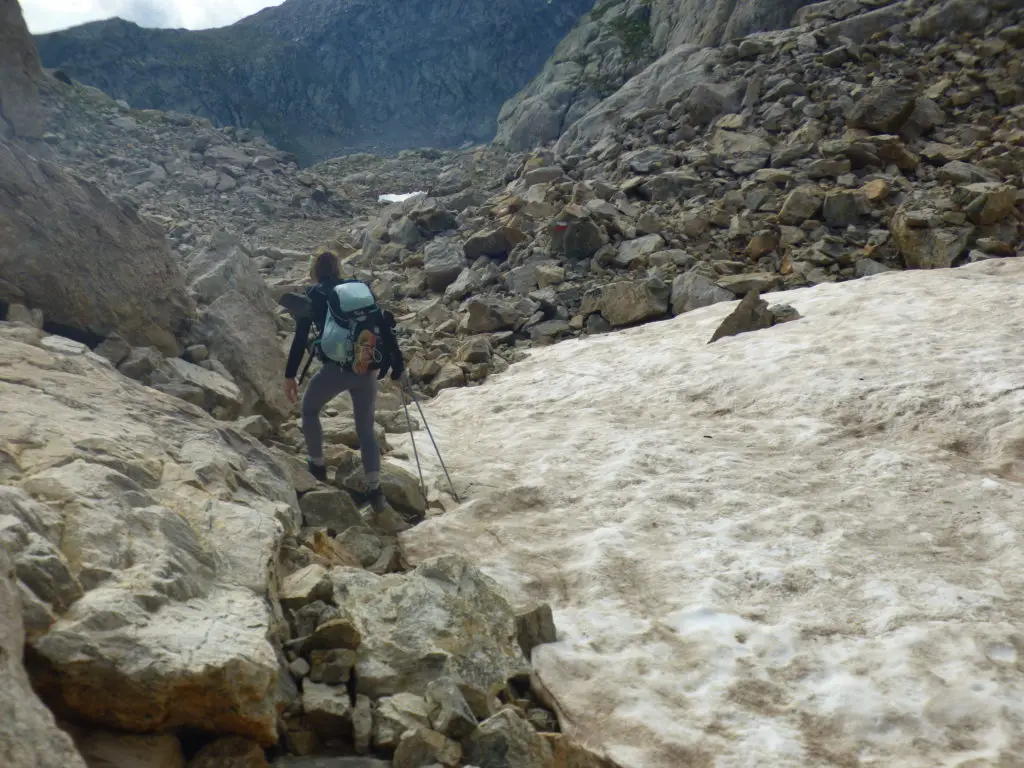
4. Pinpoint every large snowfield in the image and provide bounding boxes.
[399,258,1024,768]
